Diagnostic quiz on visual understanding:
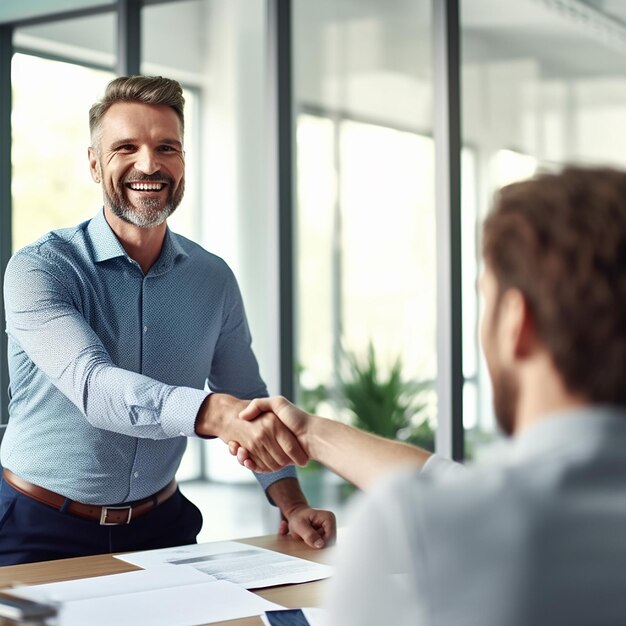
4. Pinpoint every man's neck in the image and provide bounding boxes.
[513,354,588,435]
[103,207,166,274]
